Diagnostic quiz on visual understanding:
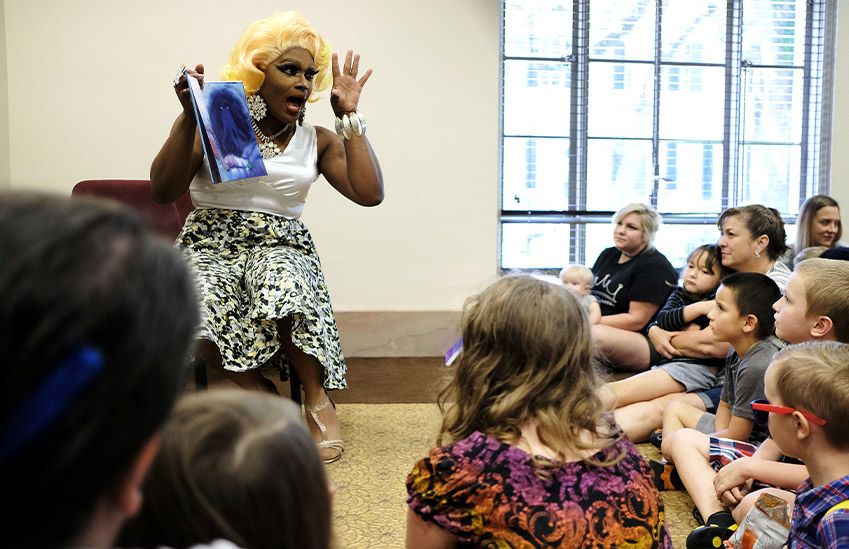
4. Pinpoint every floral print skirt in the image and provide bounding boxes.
[177,207,346,390]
